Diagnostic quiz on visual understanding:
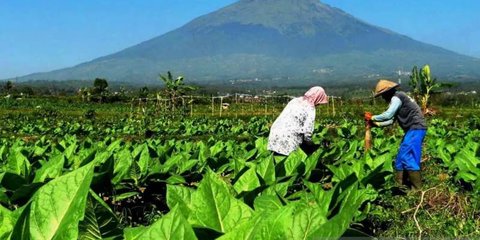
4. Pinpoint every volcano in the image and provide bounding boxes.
[16,0,480,85]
